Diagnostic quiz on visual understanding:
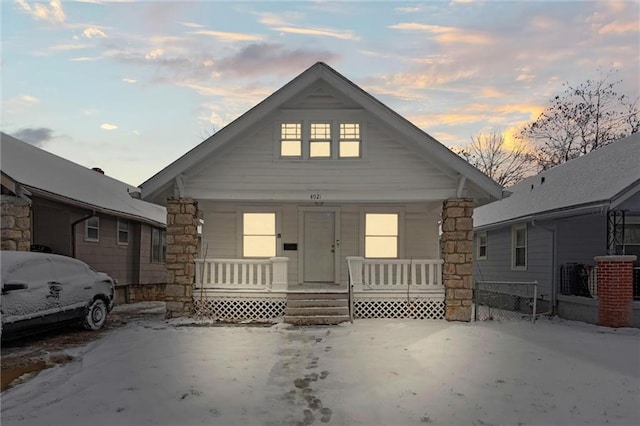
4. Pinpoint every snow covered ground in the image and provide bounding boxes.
[1,311,639,426]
